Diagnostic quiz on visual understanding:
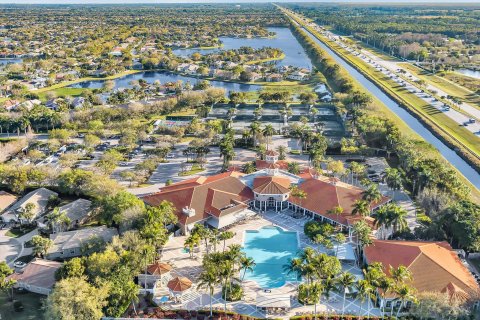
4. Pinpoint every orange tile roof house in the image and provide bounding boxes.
[364,240,480,309]
[7,259,62,295]
[142,171,254,234]
[142,152,389,235]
